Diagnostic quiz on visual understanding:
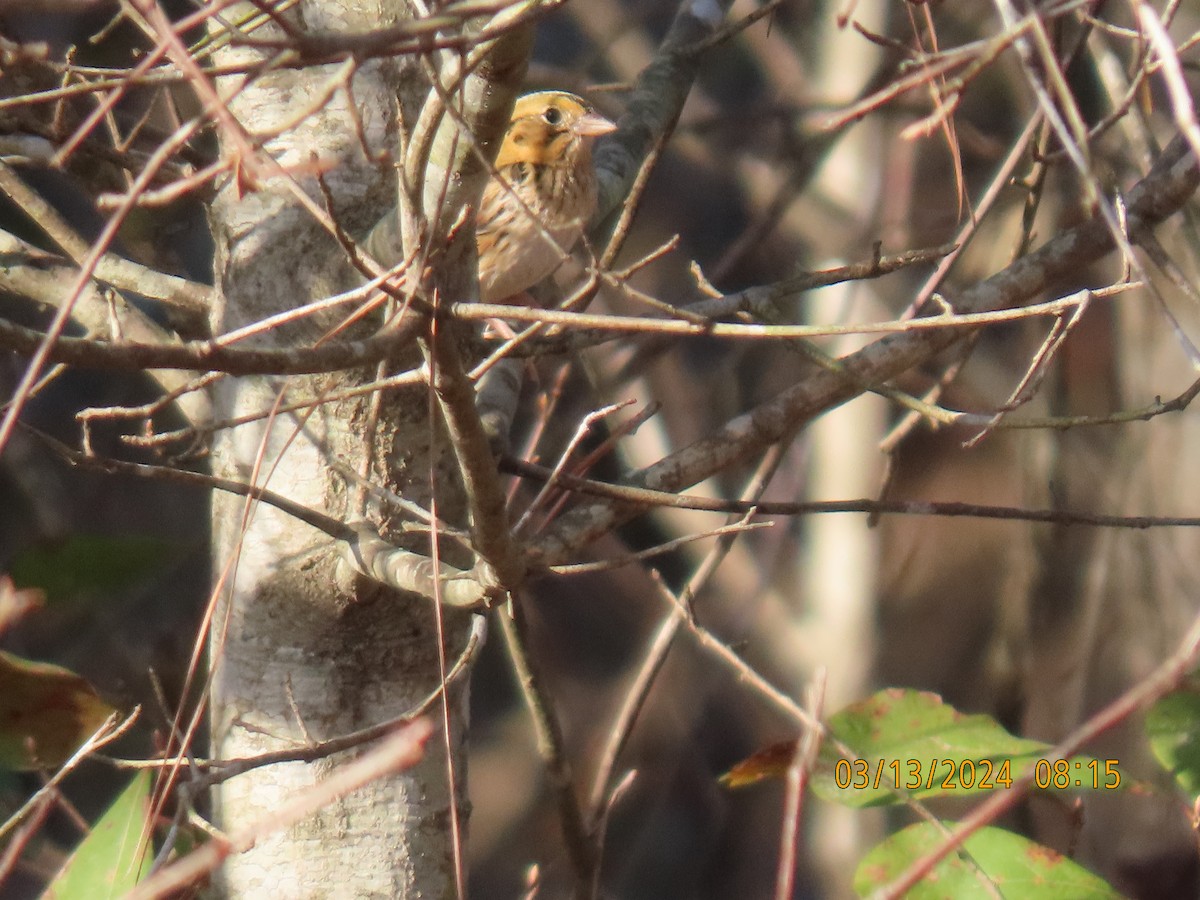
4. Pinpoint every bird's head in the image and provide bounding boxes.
[495,91,616,171]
